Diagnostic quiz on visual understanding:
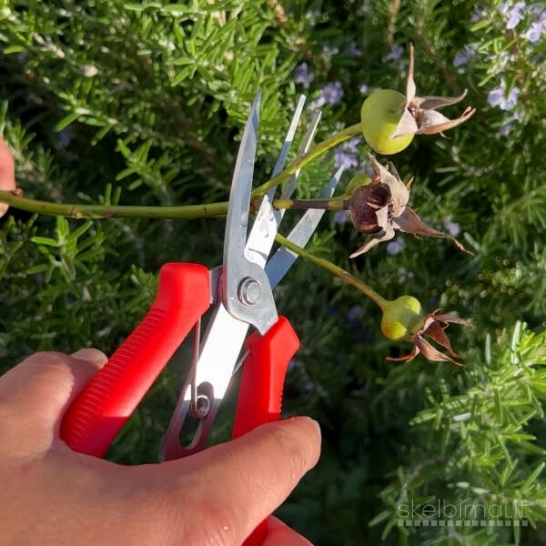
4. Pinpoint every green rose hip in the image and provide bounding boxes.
[360,90,414,155]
